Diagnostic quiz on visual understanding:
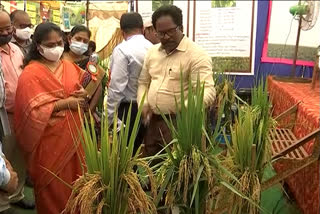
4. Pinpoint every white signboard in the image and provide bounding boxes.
[194,0,257,75]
